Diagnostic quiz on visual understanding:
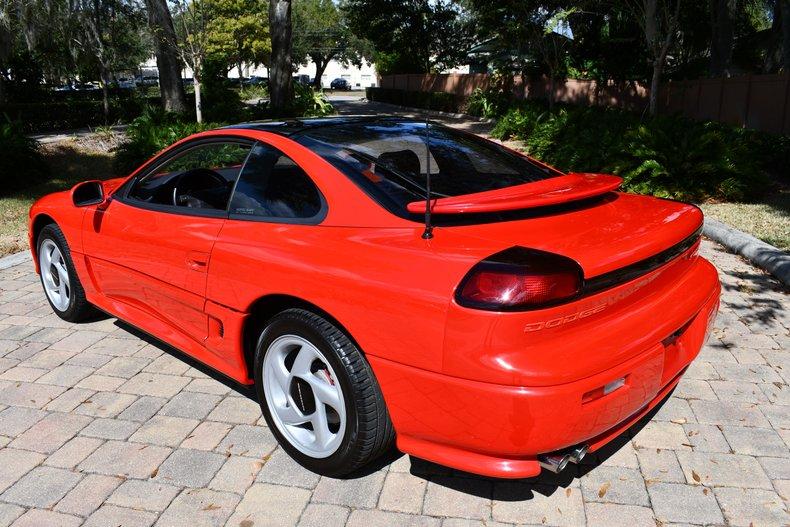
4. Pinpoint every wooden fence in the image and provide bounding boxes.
[380,73,790,134]
[658,74,790,134]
